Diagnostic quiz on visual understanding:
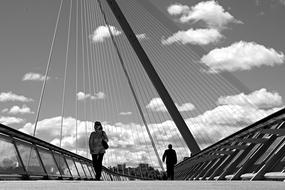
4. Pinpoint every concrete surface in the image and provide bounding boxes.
[0,180,285,190]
